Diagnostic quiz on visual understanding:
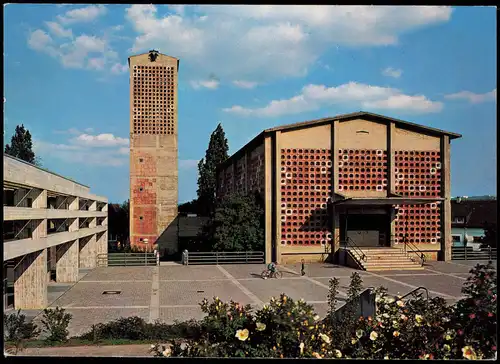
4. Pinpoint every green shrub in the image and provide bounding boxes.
[4,310,40,354]
[41,307,72,343]
[77,317,203,342]
[4,310,40,341]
